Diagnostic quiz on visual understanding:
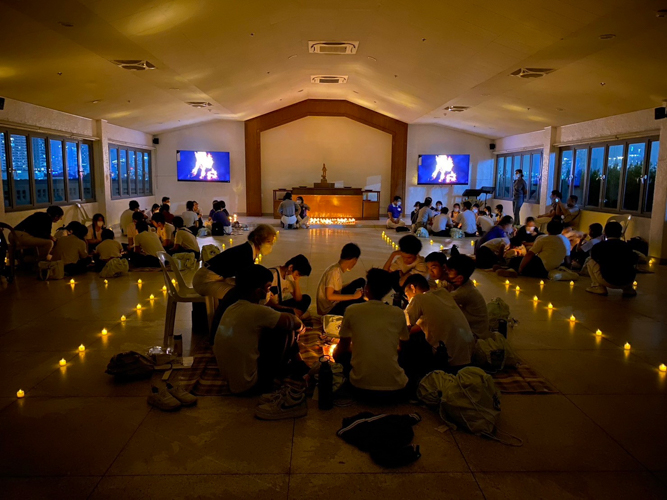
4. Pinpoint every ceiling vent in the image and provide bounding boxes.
[510,67,555,79]
[444,105,469,112]
[309,41,358,55]
[111,60,156,71]
[311,75,348,84]
[186,101,212,108]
